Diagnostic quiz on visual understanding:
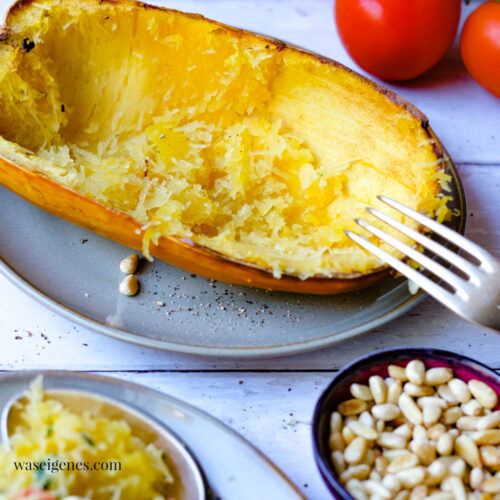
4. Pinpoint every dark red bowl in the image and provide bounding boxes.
[312,347,500,499]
